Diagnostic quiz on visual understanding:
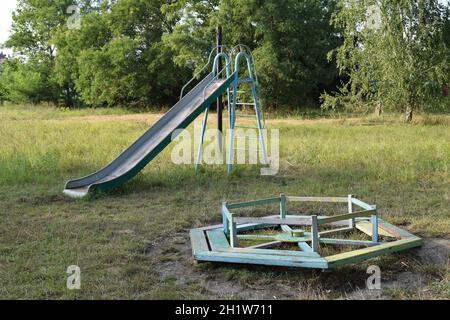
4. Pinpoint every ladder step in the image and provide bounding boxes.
[236,103,255,106]
[238,78,253,84]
